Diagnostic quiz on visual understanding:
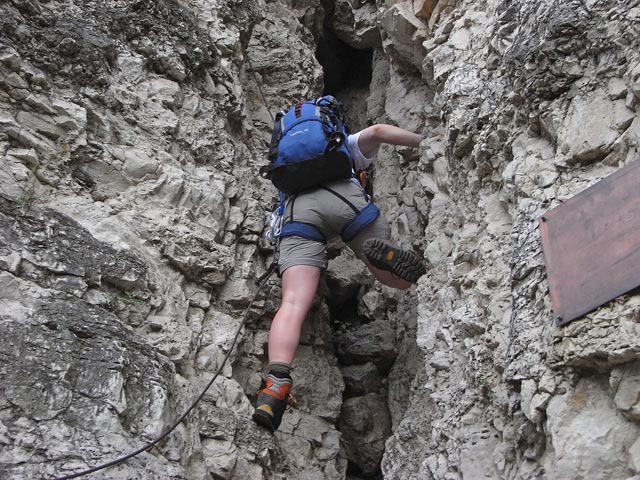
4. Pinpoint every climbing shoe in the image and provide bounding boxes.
[252,373,292,432]
[362,238,426,283]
